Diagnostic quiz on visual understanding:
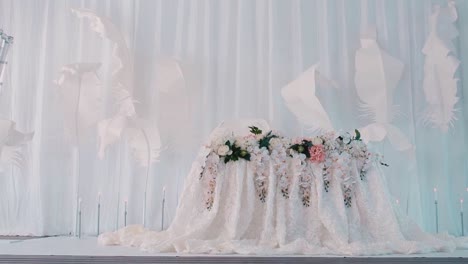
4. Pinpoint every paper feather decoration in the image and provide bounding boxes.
[71,8,133,93]
[0,146,23,169]
[355,28,403,124]
[97,96,161,167]
[281,64,334,133]
[354,27,412,151]
[127,120,161,167]
[55,63,102,144]
[422,1,460,132]
[73,8,163,166]
[0,119,34,169]
[156,59,191,154]
[97,115,128,159]
[97,89,137,158]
